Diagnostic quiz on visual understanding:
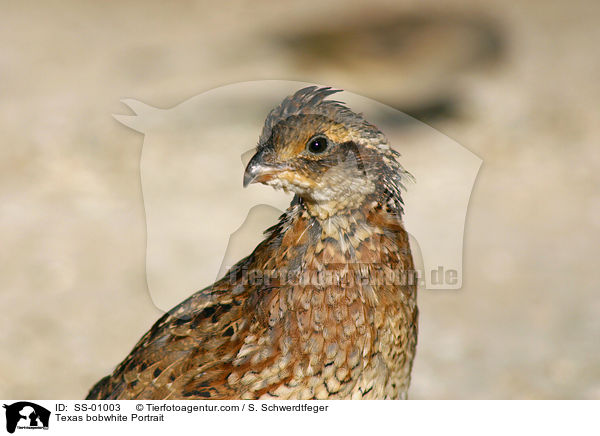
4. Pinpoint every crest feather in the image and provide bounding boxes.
[259,86,345,144]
